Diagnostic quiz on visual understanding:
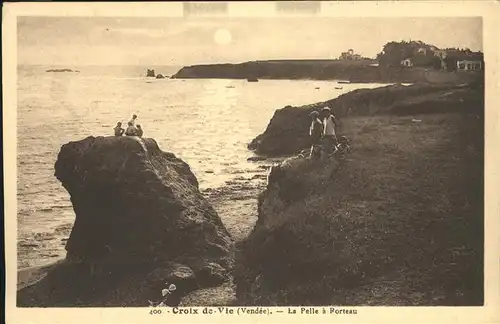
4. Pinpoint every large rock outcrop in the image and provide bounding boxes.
[248,82,484,156]
[18,136,233,306]
[146,69,155,77]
